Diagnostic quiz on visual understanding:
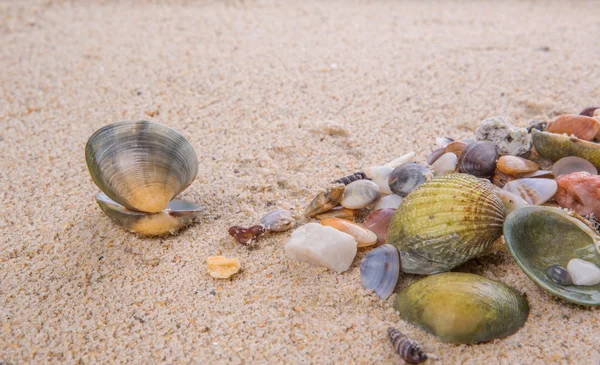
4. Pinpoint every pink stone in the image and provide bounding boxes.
[363,208,396,244]
[554,171,600,217]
